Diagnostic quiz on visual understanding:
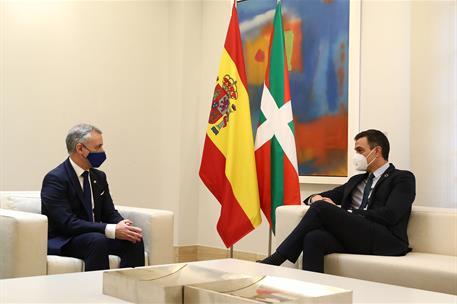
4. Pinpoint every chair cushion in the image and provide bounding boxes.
[1,194,41,214]
[47,255,84,275]
[325,252,457,295]
[109,255,121,269]
[109,253,149,269]
[47,252,149,275]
